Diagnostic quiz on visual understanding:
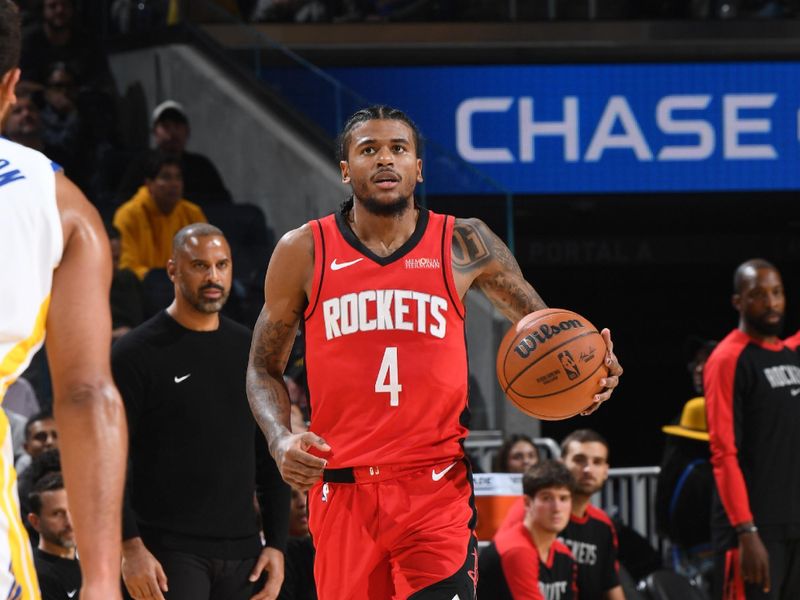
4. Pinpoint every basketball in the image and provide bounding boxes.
[496,308,608,420]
